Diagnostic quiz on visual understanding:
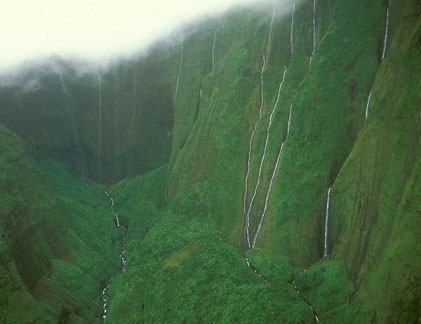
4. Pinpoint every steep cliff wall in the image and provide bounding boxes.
[0,0,419,322]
